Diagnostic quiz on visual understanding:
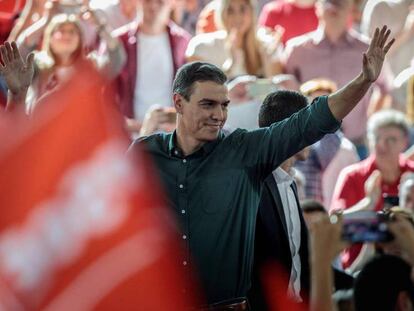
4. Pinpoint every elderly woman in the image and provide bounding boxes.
[185,0,282,79]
